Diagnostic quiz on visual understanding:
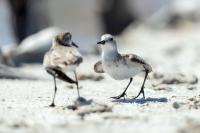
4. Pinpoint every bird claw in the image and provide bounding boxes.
[132,95,140,100]
[132,89,145,100]
[49,103,56,107]
[110,92,127,99]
